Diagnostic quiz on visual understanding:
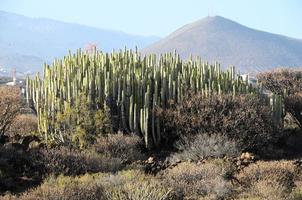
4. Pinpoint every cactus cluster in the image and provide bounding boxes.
[26,48,283,148]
